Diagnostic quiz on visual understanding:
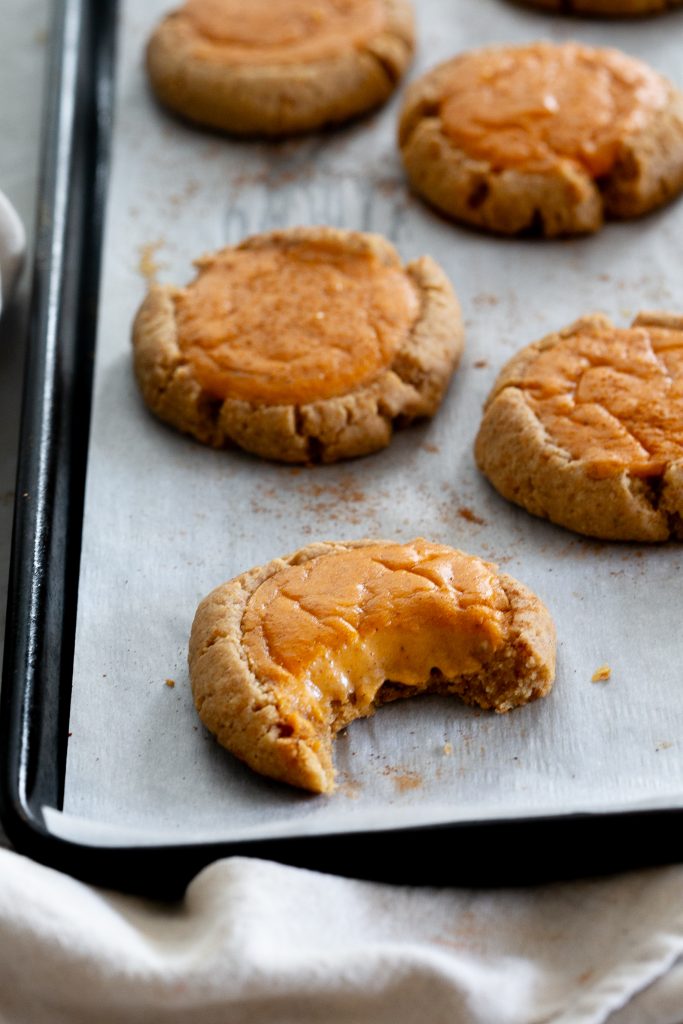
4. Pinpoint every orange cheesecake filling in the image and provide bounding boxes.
[439,43,668,176]
[519,324,683,478]
[182,0,386,64]
[242,540,509,723]
[174,241,419,406]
